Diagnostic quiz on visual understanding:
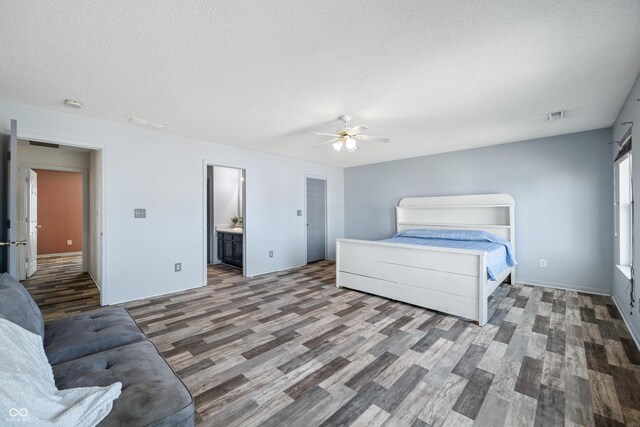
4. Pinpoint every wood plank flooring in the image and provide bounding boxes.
[21,255,100,321]
[21,257,640,426]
